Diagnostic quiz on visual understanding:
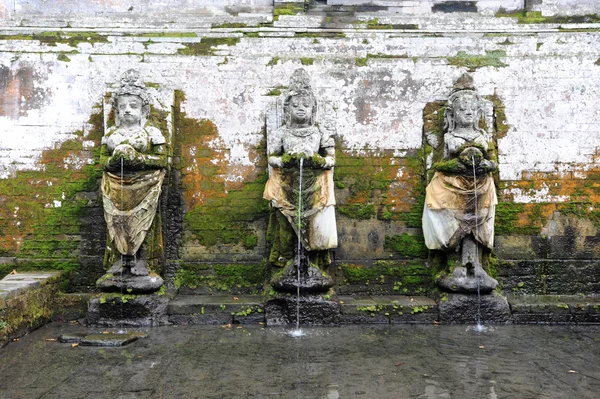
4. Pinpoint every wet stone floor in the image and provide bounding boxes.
[1,323,599,399]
